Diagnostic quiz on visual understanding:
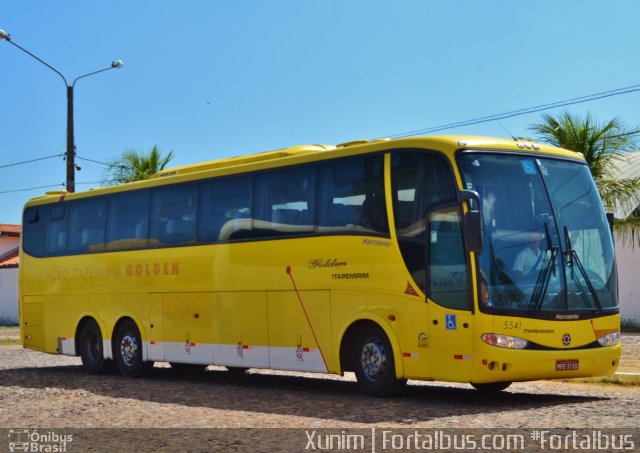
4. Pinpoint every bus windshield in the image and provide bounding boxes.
[458,152,618,317]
